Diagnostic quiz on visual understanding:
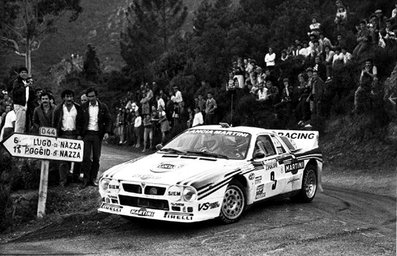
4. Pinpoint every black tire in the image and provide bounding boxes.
[219,180,246,224]
[291,165,318,203]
